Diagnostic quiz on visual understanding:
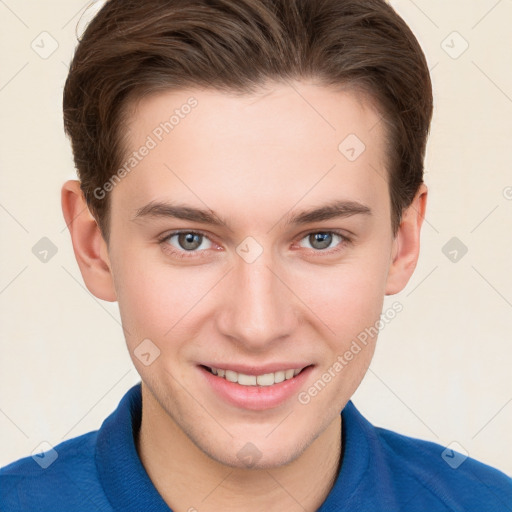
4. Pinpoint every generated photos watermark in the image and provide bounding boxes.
[93,96,198,200]
[298,301,403,405]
